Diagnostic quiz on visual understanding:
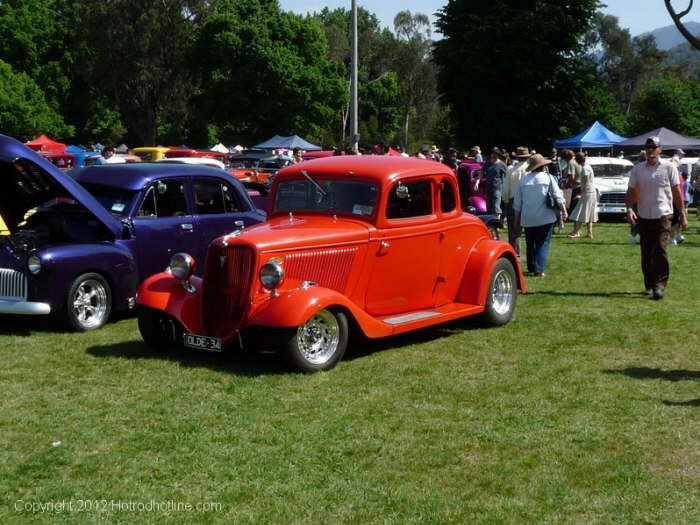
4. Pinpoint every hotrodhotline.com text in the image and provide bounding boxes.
[14,499,224,513]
